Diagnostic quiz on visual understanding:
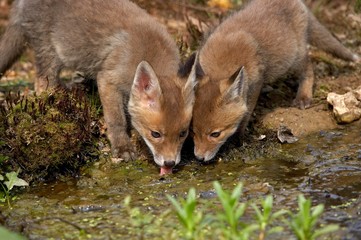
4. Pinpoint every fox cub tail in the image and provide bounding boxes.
[308,12,360,62]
